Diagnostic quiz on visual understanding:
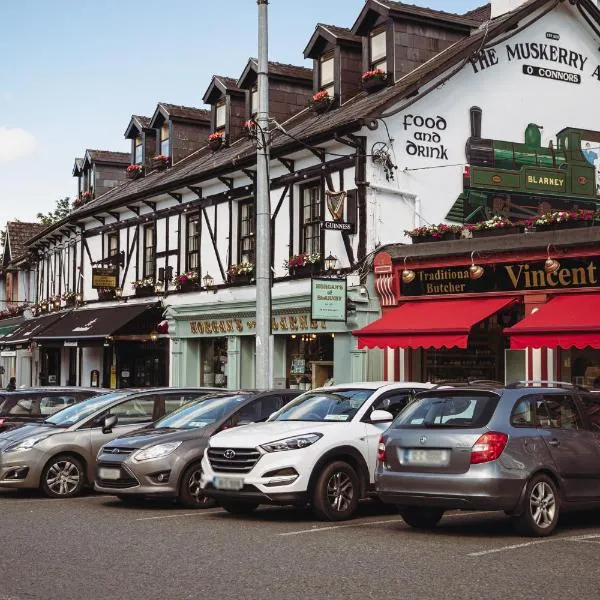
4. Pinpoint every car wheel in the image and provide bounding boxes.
[218,500,259,514]
[515,474,559,537]
[399,507,444,529]
[179,463,216,509]
[312,461,360,521]
[41,454,85,498]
